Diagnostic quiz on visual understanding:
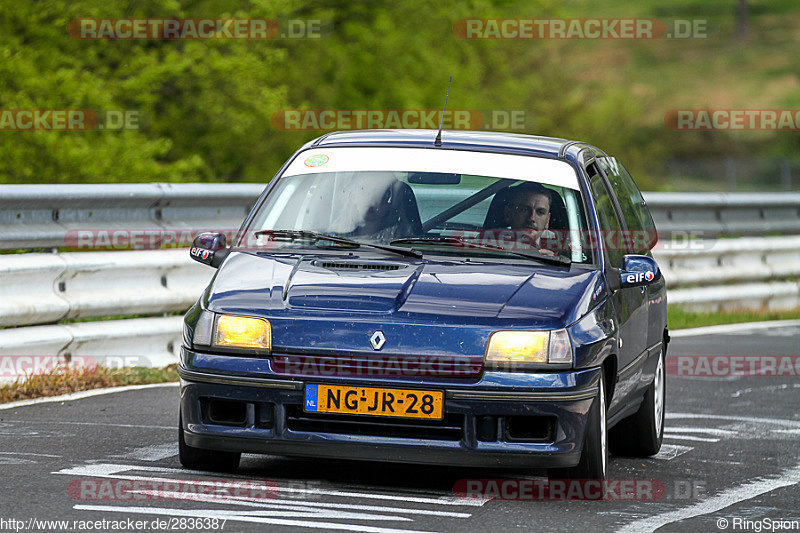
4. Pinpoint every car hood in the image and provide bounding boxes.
[205,251,604,357]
